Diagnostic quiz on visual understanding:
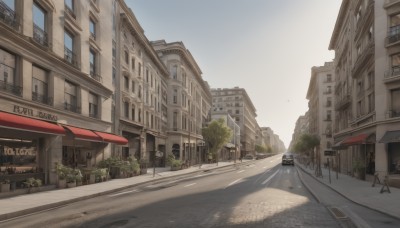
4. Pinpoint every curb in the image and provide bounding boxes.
[0,161,253,222]
[295,166,321,203]
[295,162,400,221]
